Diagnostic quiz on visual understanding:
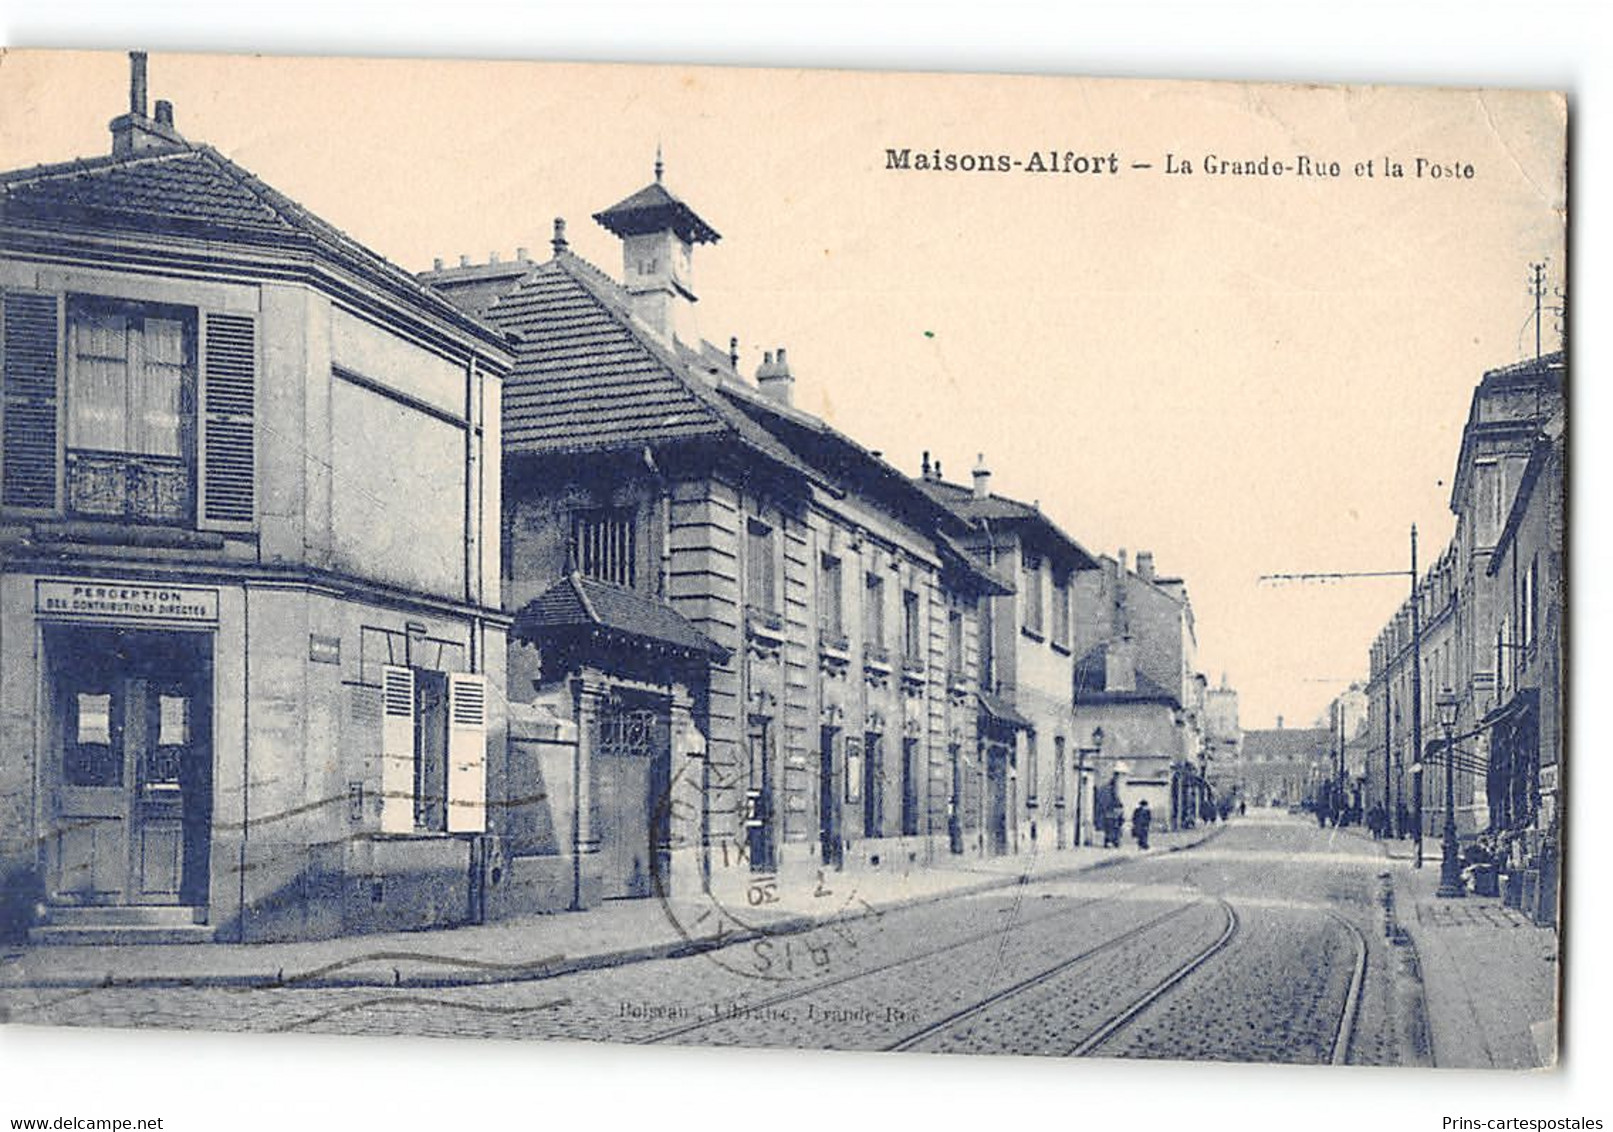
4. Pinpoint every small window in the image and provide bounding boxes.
[1021,551,1044,635]
[1025,732,1039,805]
[66,691,119,787]
[820,554,844,637]
[747,518,778,613]
[1052,572,1071,649]
[902,590,922,662]
[379,665,487,835]
[864,573,886,650]
[947,605,965,677]
[572,507,636,587]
